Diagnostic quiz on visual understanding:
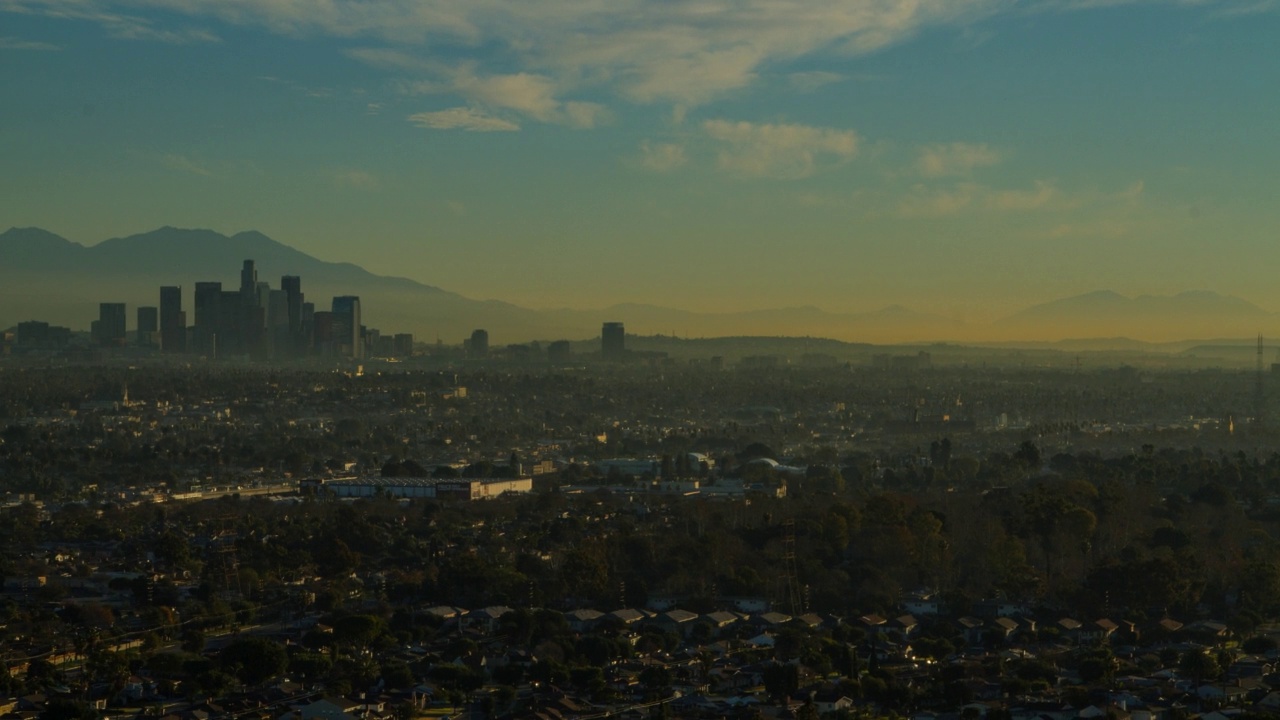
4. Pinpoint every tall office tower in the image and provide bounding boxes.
[469,329,489,357]
[193,282,222,355]
[240,260,258,299]
[312,311,335,356]
[331,296,362,359]
[136,306,158,346]
[95,303,127,346]
[159,286,186,353]
[218,290,245,357]
[602,321,626,359]
[241,279,270,358]
[301,301,315,353]
[281,275,302,334]
[266,289,289,358]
